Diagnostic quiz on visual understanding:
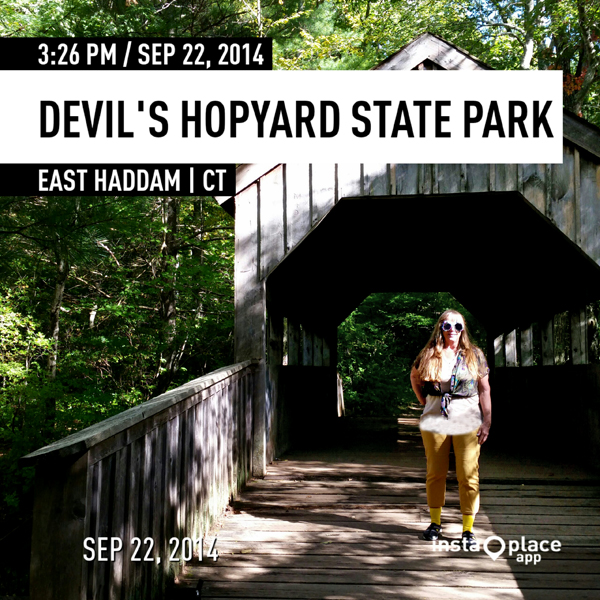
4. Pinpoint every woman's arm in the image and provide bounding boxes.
[410,367,427,406]
[477,374,492,444]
